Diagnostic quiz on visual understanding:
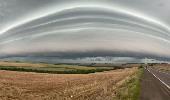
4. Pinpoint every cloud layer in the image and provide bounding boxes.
[0,0,170,62]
